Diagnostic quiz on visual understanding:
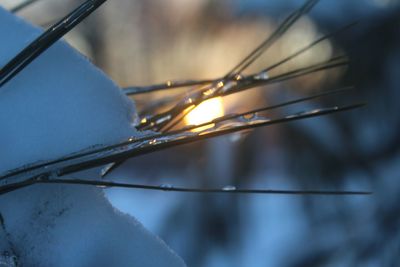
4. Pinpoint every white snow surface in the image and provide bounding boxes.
[0,6,185,267]
[0,6,138,174]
